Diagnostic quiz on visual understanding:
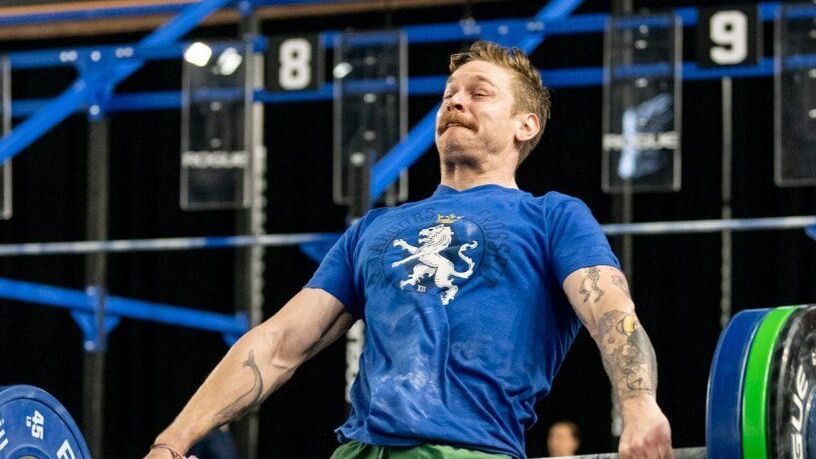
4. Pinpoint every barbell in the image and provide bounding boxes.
[0,305,813,459]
